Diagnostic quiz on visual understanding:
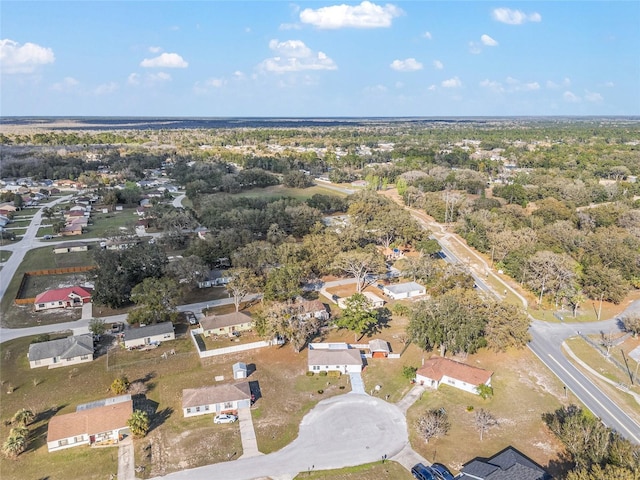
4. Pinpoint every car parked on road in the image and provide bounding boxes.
[411,463,436,480]
[213,414,237,424]
[430,463,455,480]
